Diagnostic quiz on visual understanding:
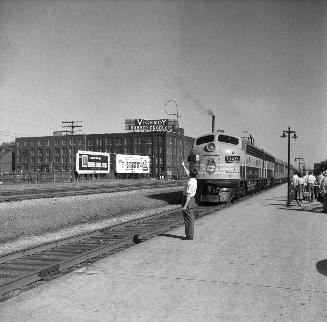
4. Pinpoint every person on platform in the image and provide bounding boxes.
[181,160,198,240]
[292,171,299,186]
[306,171,316,202]
[314,175,320,200]
[320,172,327,213]
[296,172,305,206]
